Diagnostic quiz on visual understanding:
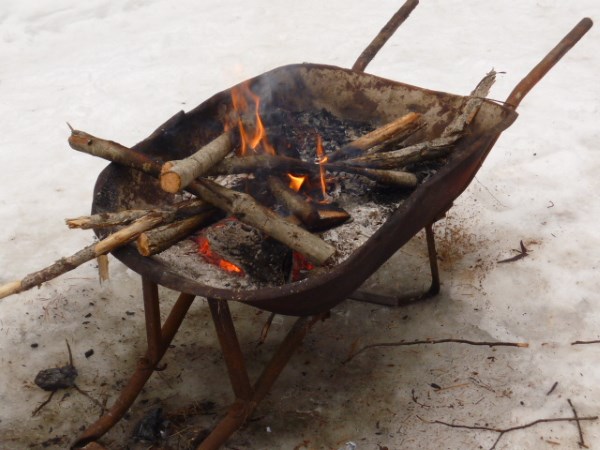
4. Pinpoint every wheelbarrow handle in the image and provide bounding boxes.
[352,0,419,72]
[506,17,593,109]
